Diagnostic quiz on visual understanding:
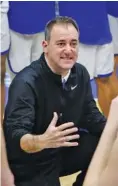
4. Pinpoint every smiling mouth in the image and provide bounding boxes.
[60,57,73,60]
